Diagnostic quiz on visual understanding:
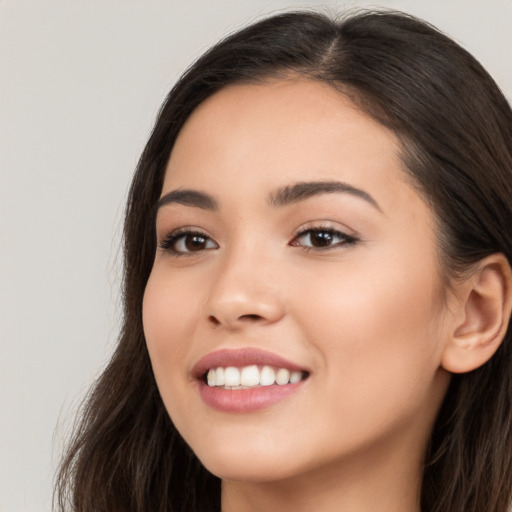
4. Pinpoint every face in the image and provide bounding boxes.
[143,79,451,484]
